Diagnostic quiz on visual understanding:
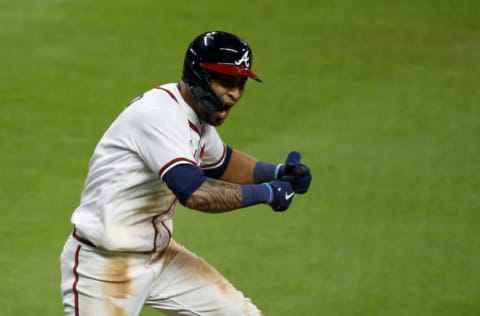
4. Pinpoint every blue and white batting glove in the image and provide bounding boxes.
[264,180,295,212]
[275,151,312,194]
